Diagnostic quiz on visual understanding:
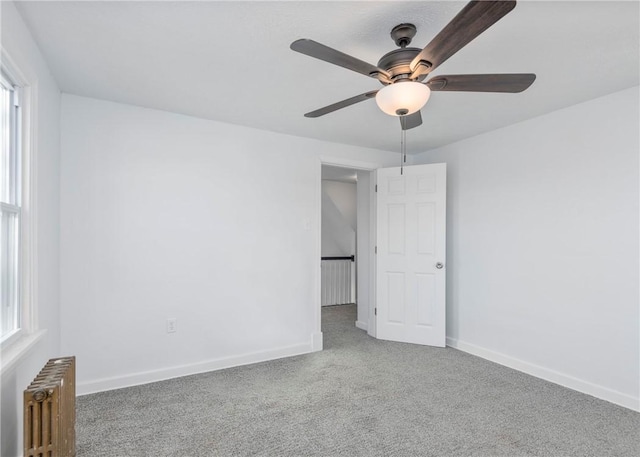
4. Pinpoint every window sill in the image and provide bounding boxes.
[0,329,47,376]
